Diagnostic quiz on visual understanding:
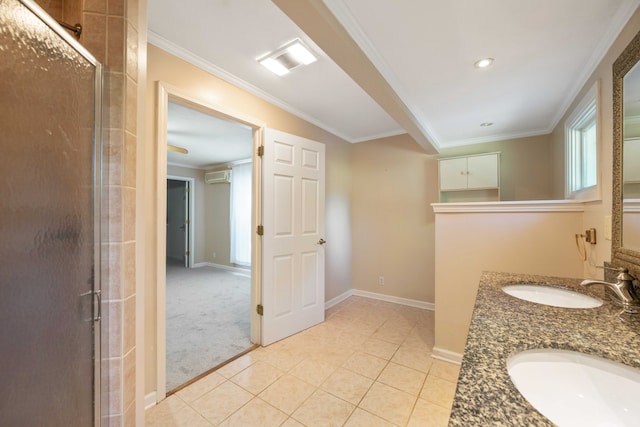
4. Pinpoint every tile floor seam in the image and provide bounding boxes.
[350,406,403,427]
[177,379,240,424]
[146,296,455,427]
[318,371,375,408]
[405,389,423,427]
[285,382,321,419]
[288,398,356,427]
[219,396,285,426]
